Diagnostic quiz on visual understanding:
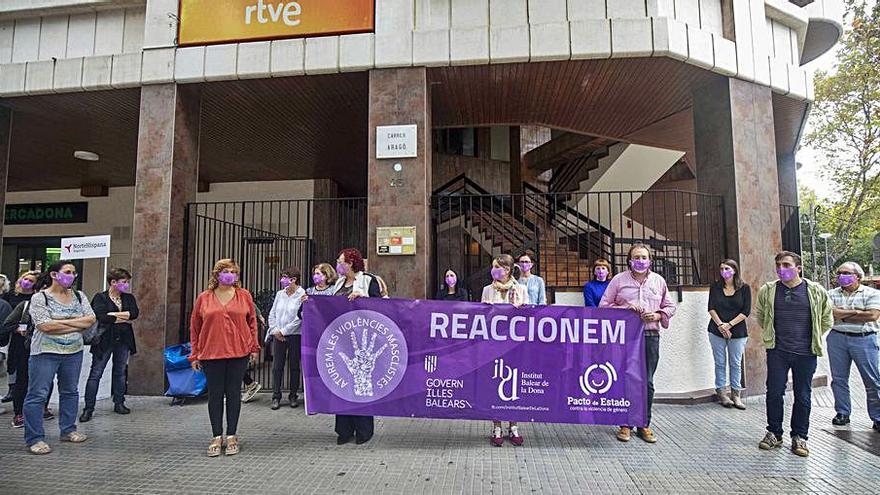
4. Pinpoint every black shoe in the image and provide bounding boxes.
[355,434,373,445]
[79,409,93,423]
[873,421,880,433]
[832,414,850,426]
[289,397,299,408]
[336,436,352,445]
[1,389,12,403]
[114,403,131,415]
[271,398,281,410]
